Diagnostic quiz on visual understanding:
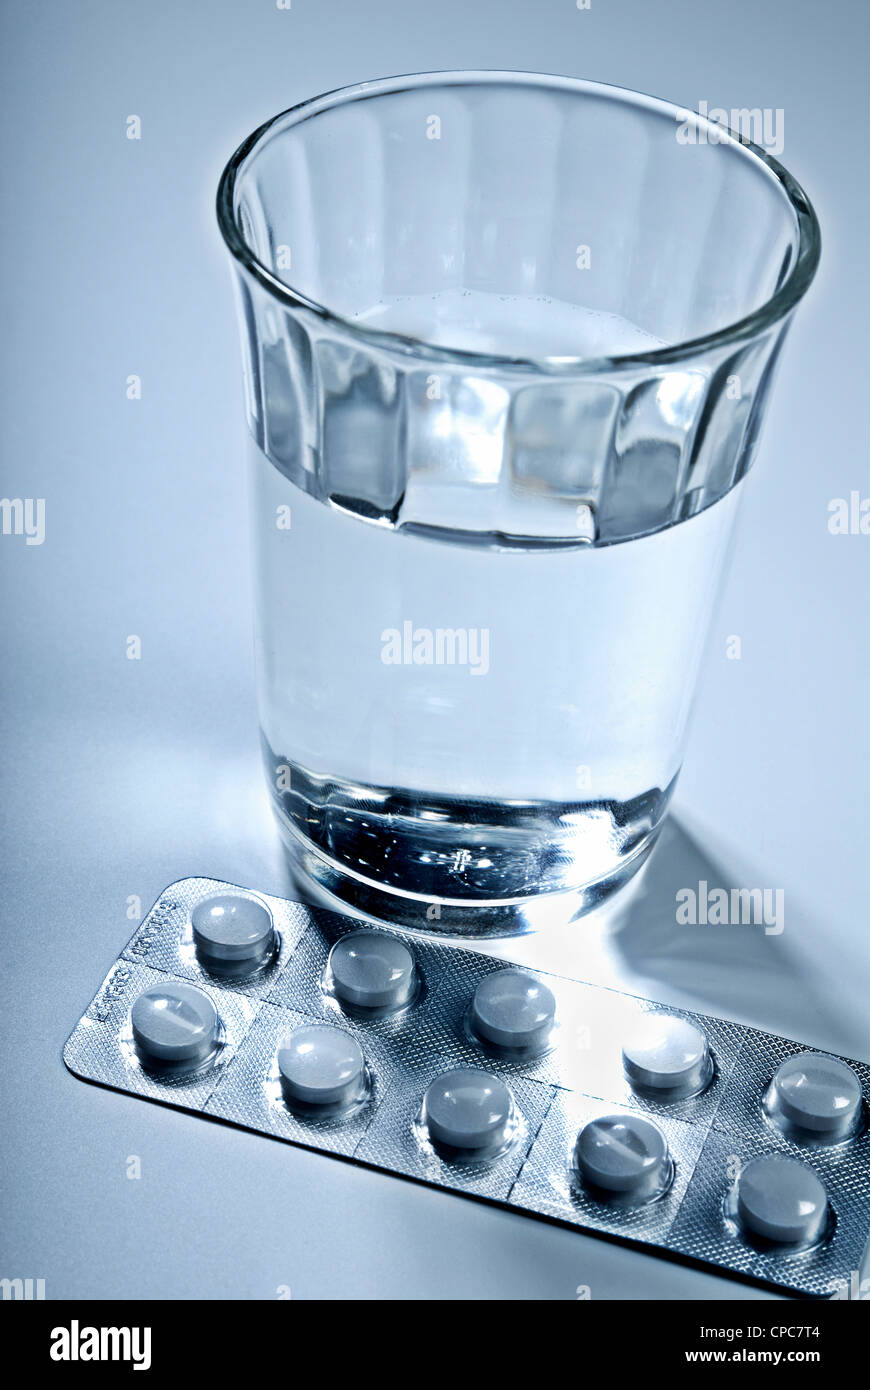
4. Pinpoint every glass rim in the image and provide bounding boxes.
[216,70,821,376]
